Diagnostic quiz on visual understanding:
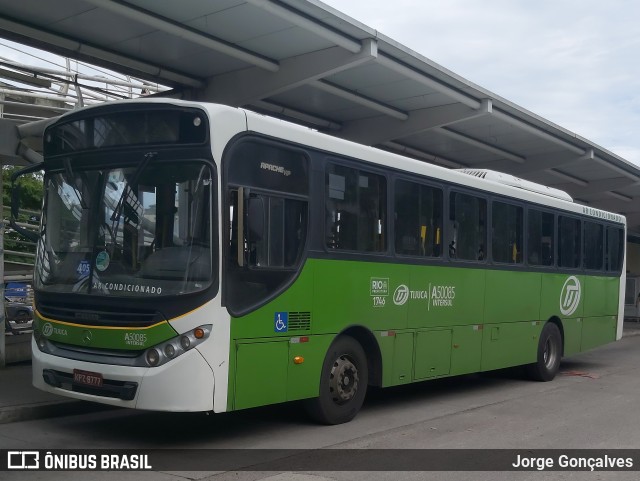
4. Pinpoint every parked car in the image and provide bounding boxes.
[4,298,33,335]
